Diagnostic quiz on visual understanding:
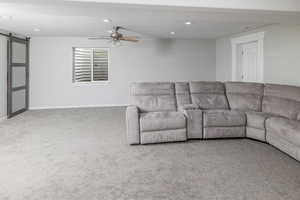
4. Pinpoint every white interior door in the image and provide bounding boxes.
[239,41,259,82]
